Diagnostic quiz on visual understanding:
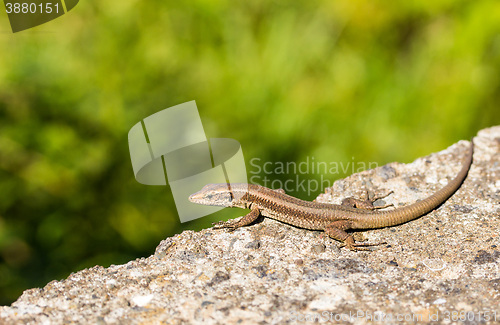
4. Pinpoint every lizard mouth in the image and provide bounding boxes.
[188,192,203,203]
[188,187,234,207]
